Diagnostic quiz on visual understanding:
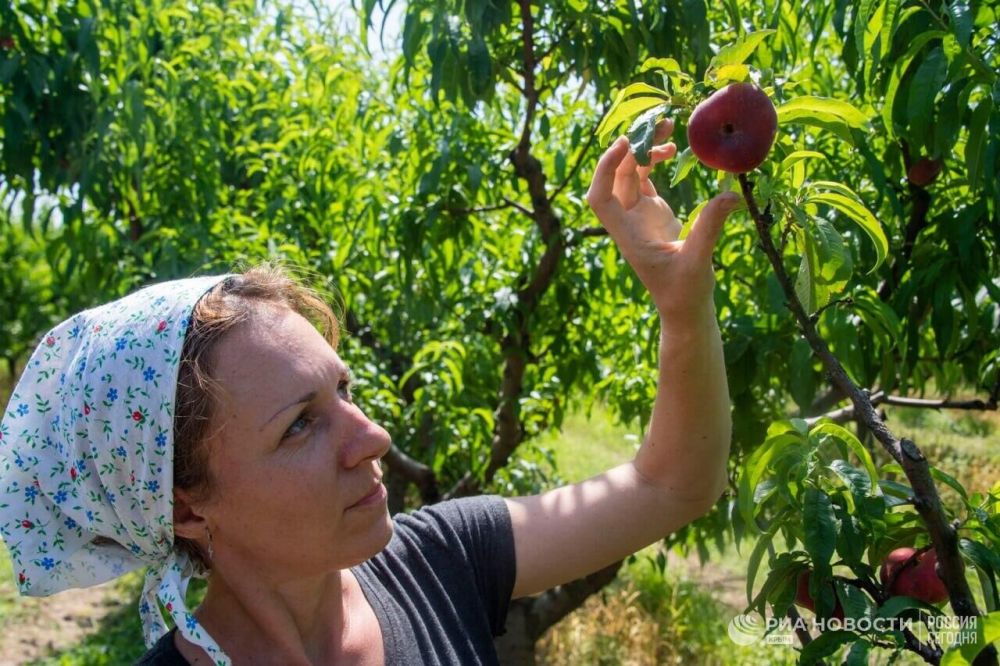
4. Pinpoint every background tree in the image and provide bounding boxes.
[1,0,998,663]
